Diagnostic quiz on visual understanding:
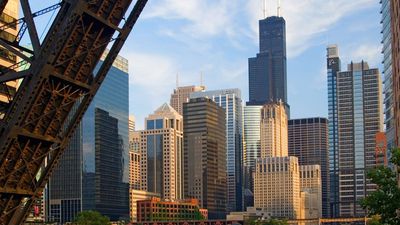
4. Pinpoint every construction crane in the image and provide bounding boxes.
[0,0,148,224]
